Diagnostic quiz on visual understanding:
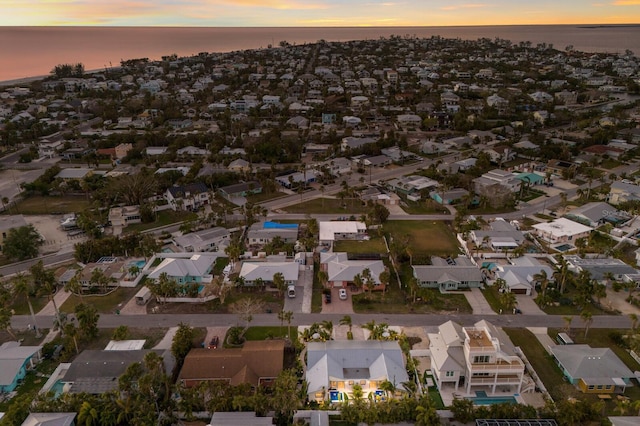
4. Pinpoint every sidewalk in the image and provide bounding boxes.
[37,289,72,316]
